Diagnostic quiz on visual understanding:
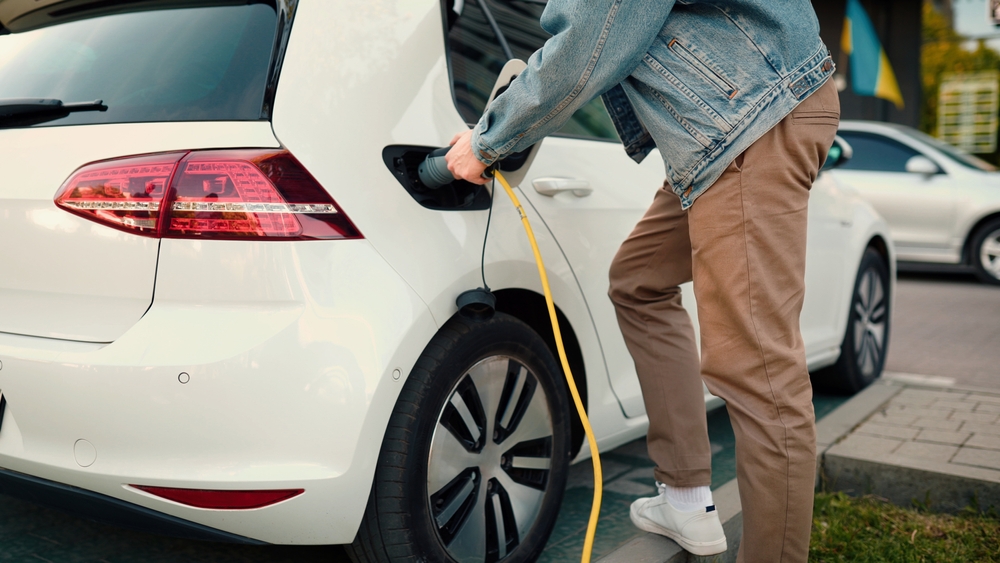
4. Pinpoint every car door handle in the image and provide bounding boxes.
[532,177,592,197]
